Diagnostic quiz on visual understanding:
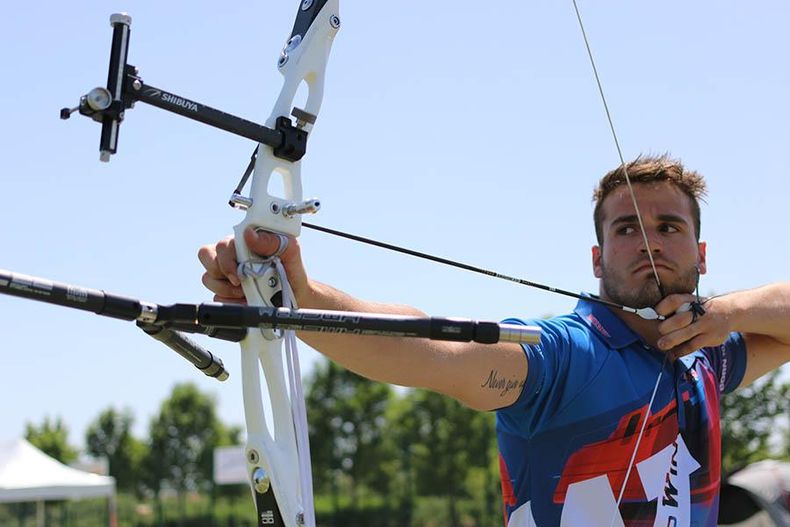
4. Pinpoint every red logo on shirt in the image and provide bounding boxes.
[587,314,611,338]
